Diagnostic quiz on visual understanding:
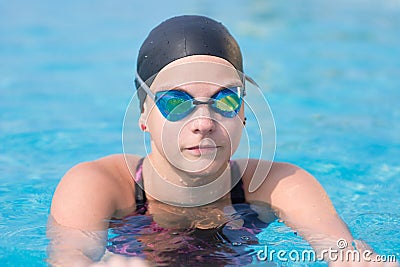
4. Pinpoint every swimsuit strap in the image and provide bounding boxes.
[229,160,245,204]
[134,157,147,214]
[134,158,245,212]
